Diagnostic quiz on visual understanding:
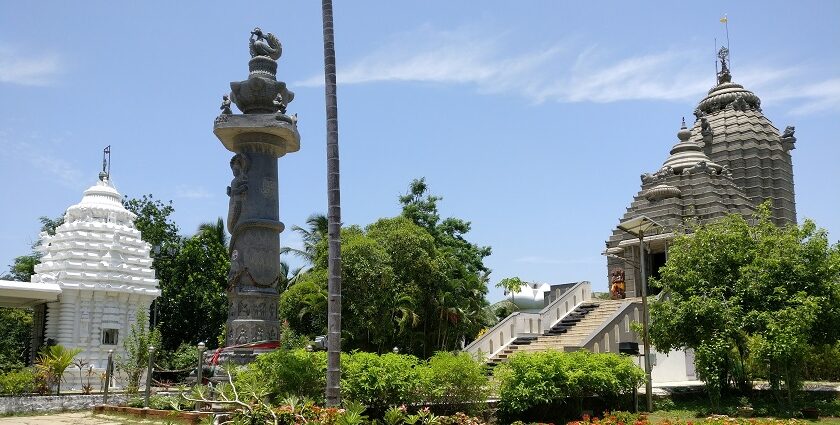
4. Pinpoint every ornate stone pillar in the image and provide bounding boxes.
[214,28,300,347]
